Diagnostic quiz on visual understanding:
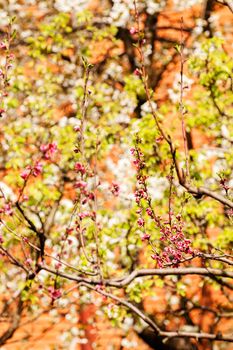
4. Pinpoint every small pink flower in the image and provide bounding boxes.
[151,254,158,260]
[141,233,150,241]
[79,211,90,219]
[66,228,73,235]
[48,287,62,300]
[9,53,15,60]
[74,181,87,189]
[0,108,5,116]
[110,182,120,196]
[25,258,32,265]
[137,217,145,227]
[55,262,62,269]
[20,166,31,180]
[151,254,163,268]
[129,27,137,35]
[0,203,13,216]
[40,144,48,152]
[74,125,81,132]
[227,208,233,216]
[0,42,7,49]
[130,148,135,155]
[74,162,86,174]
[96,283,104,291]
[22,195,29,201]
[88,192,95,201]
[155,136,163,143]
[134,68,141,76]
[40,142,57,160]
[32,162,43,177]
[146,208,153,217]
